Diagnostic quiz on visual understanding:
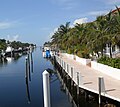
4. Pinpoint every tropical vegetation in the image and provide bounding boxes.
[46,6,120,59]
[98,56,120,69]
[0,39,35,52]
